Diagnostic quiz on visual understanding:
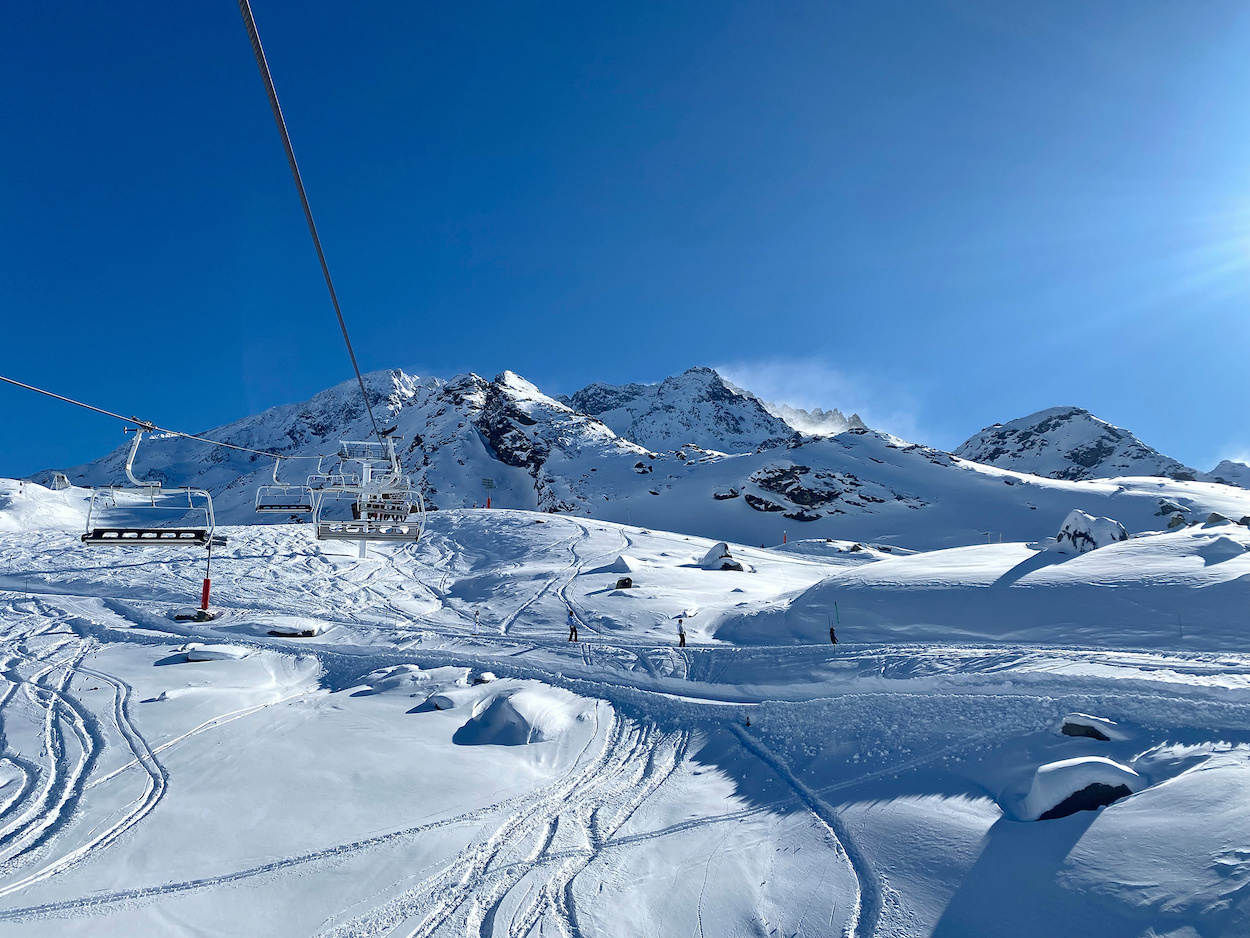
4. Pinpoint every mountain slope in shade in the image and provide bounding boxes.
[564,366,797,454]
[954,406,1198,482]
